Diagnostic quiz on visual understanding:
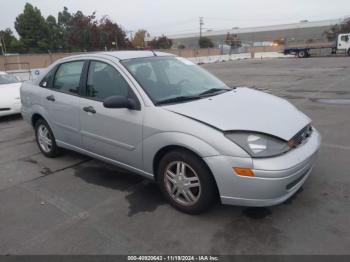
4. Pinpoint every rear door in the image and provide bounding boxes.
[44,60,86,148]
[79,60,143,169]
